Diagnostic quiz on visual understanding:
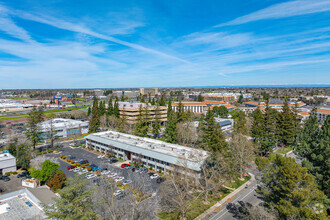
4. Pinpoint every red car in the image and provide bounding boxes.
[67,165,76,170]
[121,164,129,168]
